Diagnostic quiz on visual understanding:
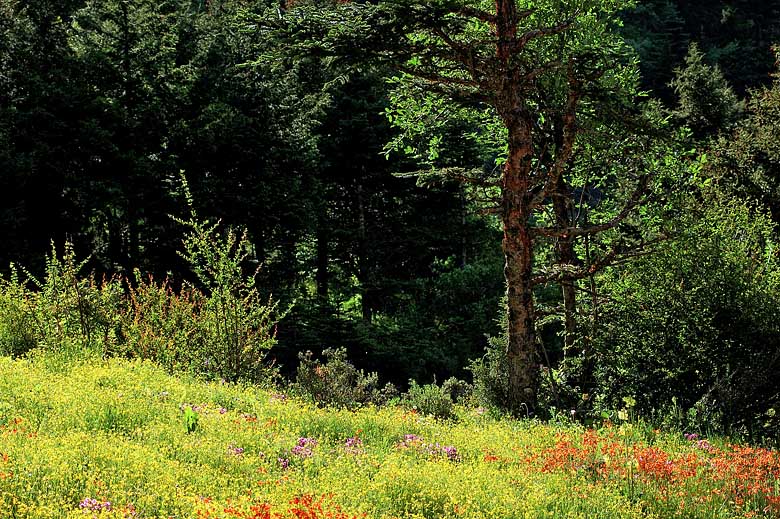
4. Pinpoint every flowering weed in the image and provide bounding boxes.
[0,354,778,518]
